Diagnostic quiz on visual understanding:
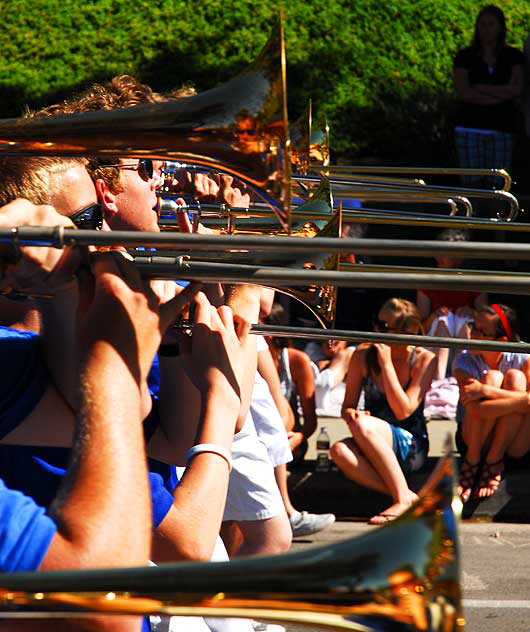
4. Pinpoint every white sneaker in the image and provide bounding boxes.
[250,622,286,632]
[289,510,336,537]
